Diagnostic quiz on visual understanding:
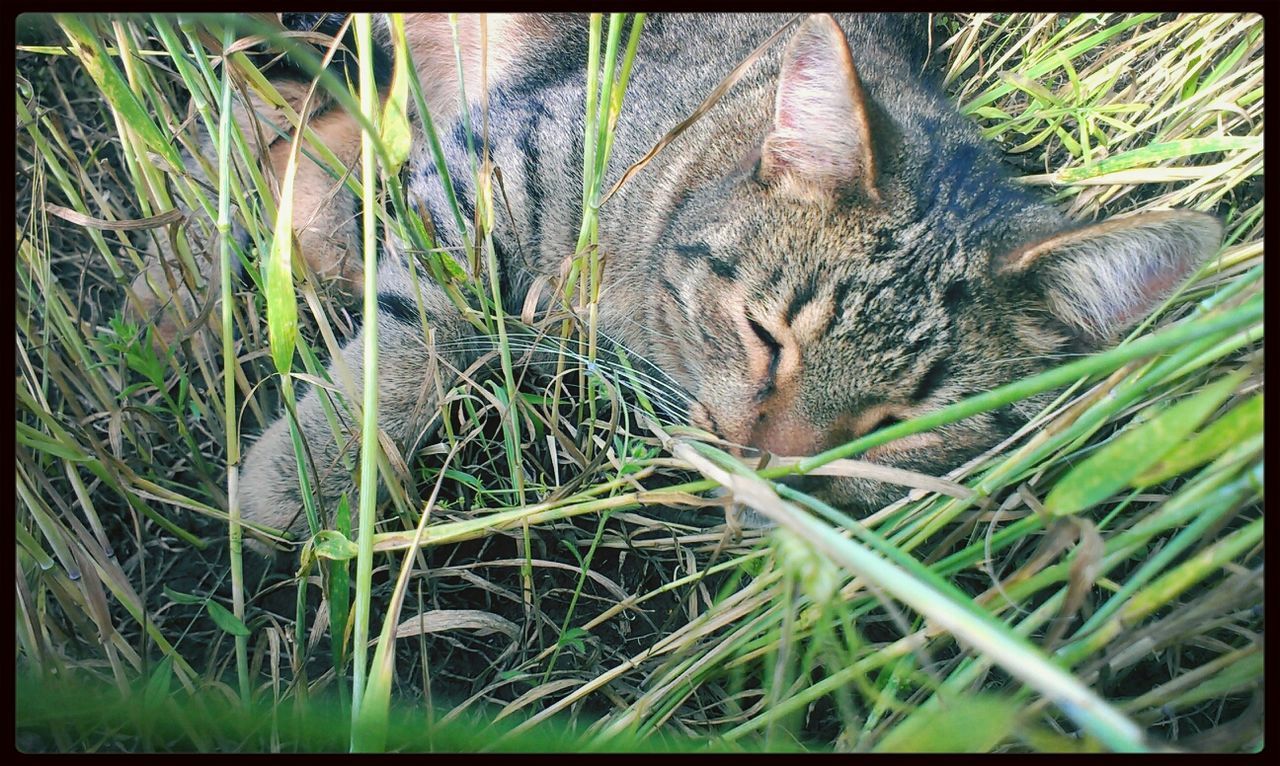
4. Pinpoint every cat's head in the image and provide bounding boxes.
[645,15,1222,511]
